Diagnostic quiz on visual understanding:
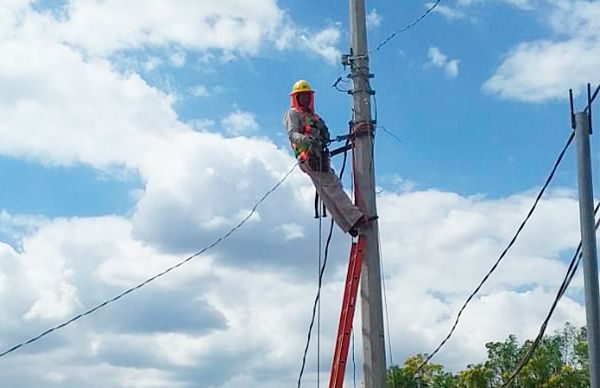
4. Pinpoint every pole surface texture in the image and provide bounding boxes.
[575,111,600,388]
[349,0,387,387]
